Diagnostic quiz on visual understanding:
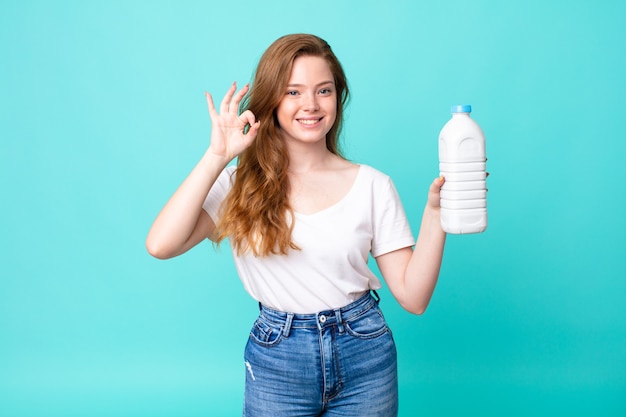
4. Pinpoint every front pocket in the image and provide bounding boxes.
[248,318,285,347]
[344,308,390,339]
